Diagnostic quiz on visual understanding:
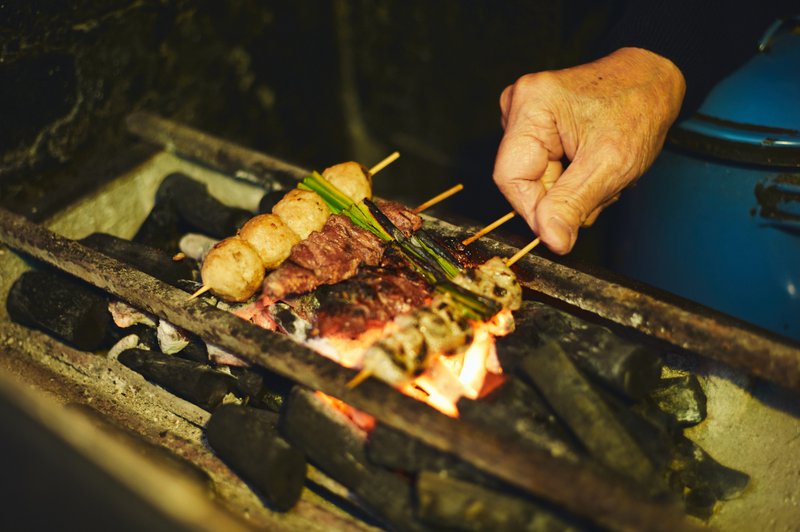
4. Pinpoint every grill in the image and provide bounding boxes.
[1,113,799,531]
